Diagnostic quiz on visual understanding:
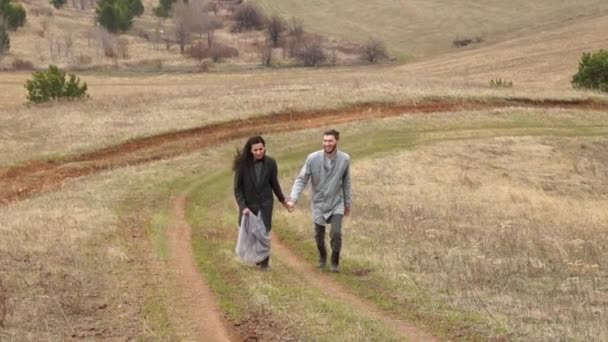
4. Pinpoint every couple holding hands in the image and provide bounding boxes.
[233,129,352,273]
